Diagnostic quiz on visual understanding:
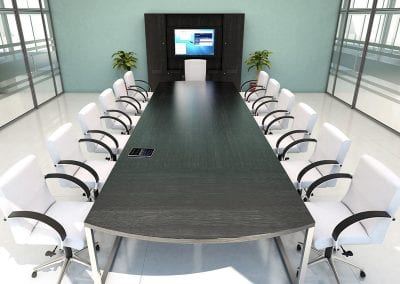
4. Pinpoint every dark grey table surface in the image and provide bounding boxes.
[84,81,314,243]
